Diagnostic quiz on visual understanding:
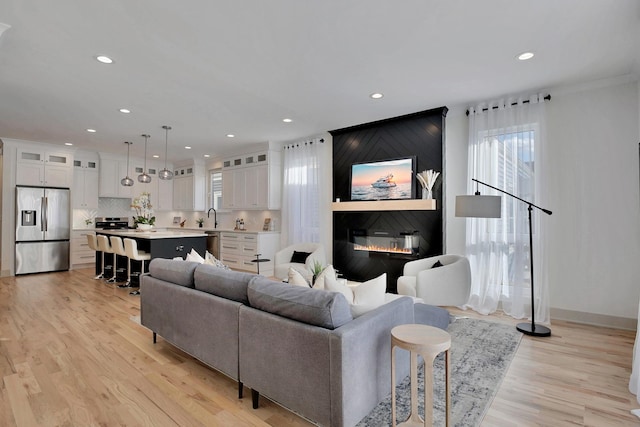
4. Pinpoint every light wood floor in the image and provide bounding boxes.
[1,268,638,426]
